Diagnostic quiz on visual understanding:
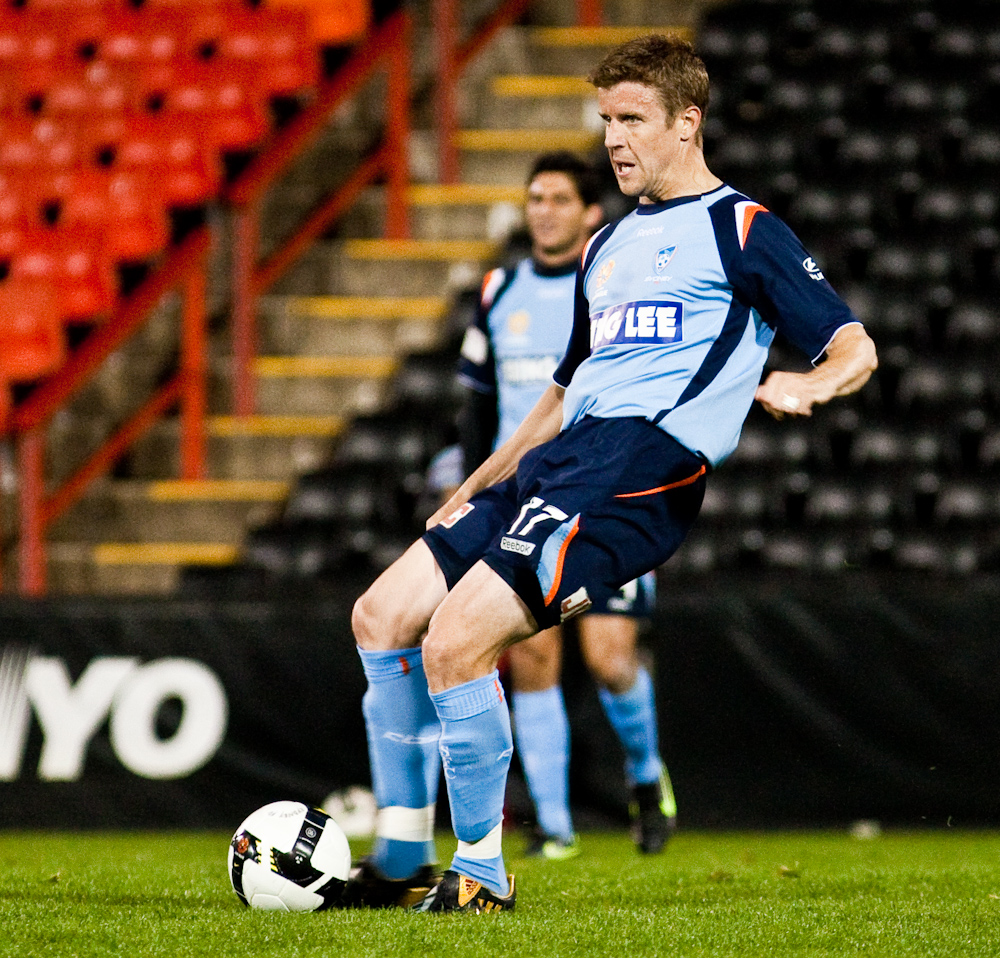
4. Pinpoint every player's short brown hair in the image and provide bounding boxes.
[588,33,710,122]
